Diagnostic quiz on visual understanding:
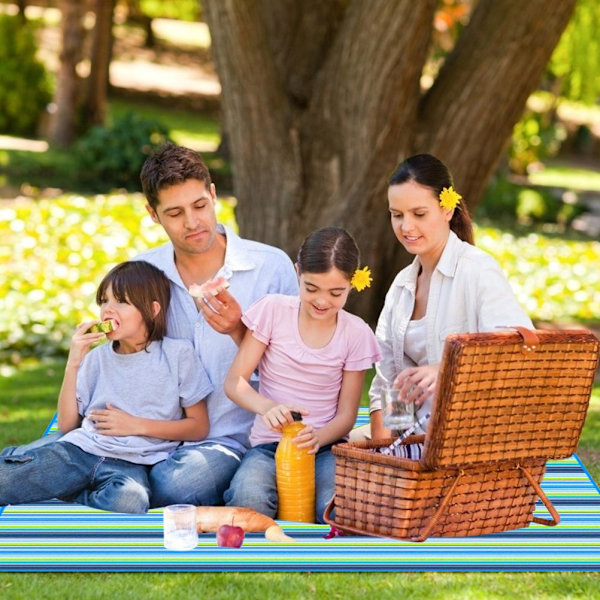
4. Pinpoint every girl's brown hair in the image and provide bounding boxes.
[96,261,171,346]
